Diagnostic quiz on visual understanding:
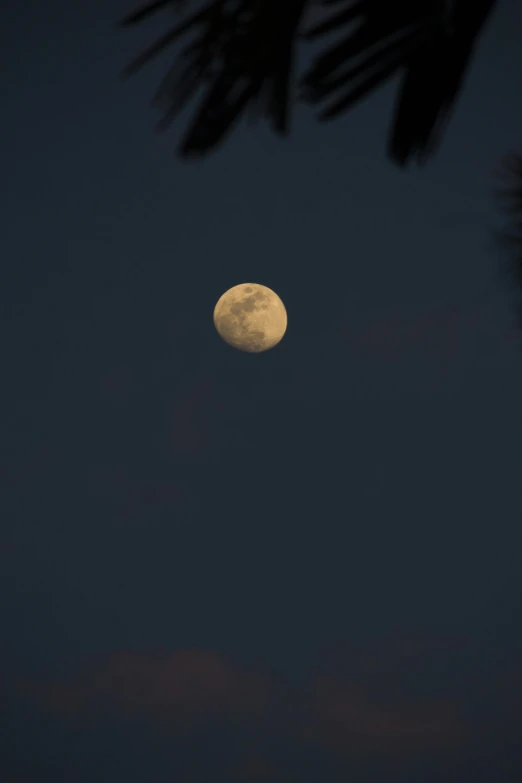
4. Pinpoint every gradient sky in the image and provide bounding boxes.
[1,1,522,782]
